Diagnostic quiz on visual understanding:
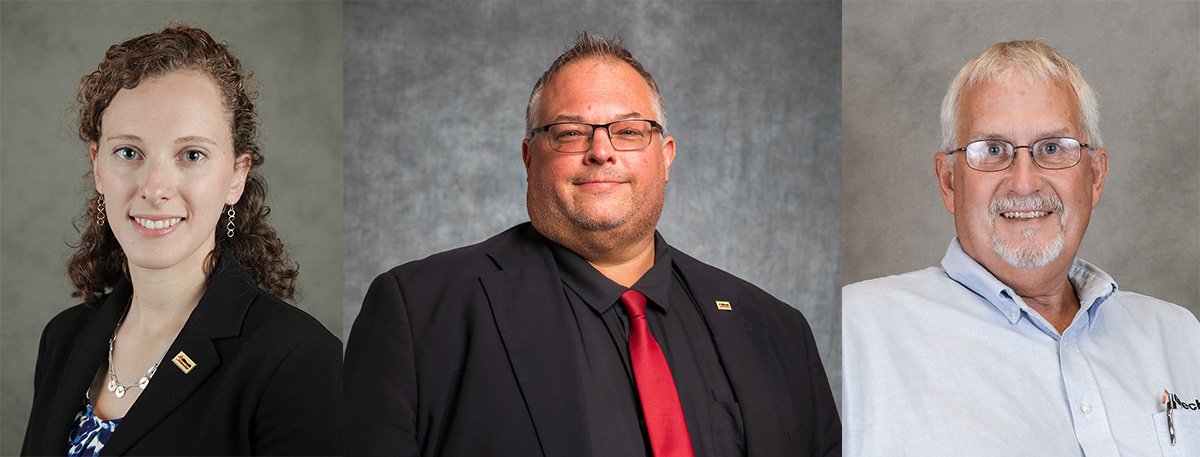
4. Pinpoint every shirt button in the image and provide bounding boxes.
[1062,340,1069,349]
[1009,310,1018,320]
[1081,403,1092,415]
